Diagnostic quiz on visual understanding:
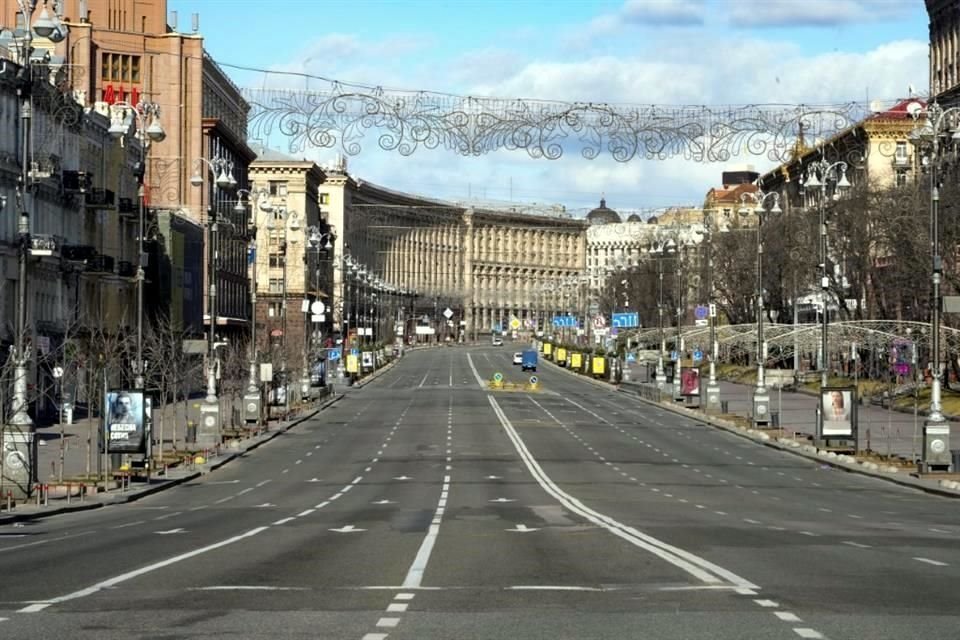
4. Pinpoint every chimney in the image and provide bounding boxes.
[192,13,199,33]
[169,10,177,31]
